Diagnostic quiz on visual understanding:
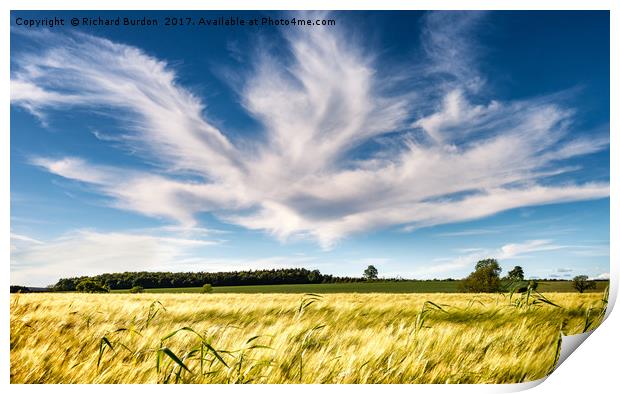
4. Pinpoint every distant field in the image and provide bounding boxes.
[111,280,608,294]
[537,281,608,293]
